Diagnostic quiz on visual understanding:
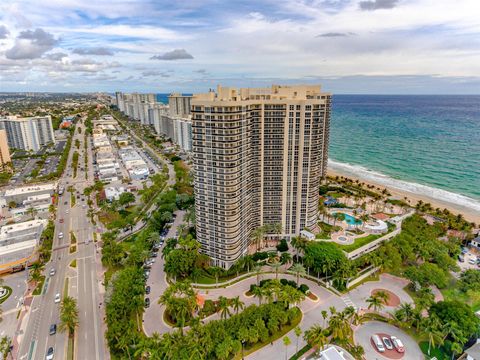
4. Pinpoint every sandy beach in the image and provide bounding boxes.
[327,168,480,224]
